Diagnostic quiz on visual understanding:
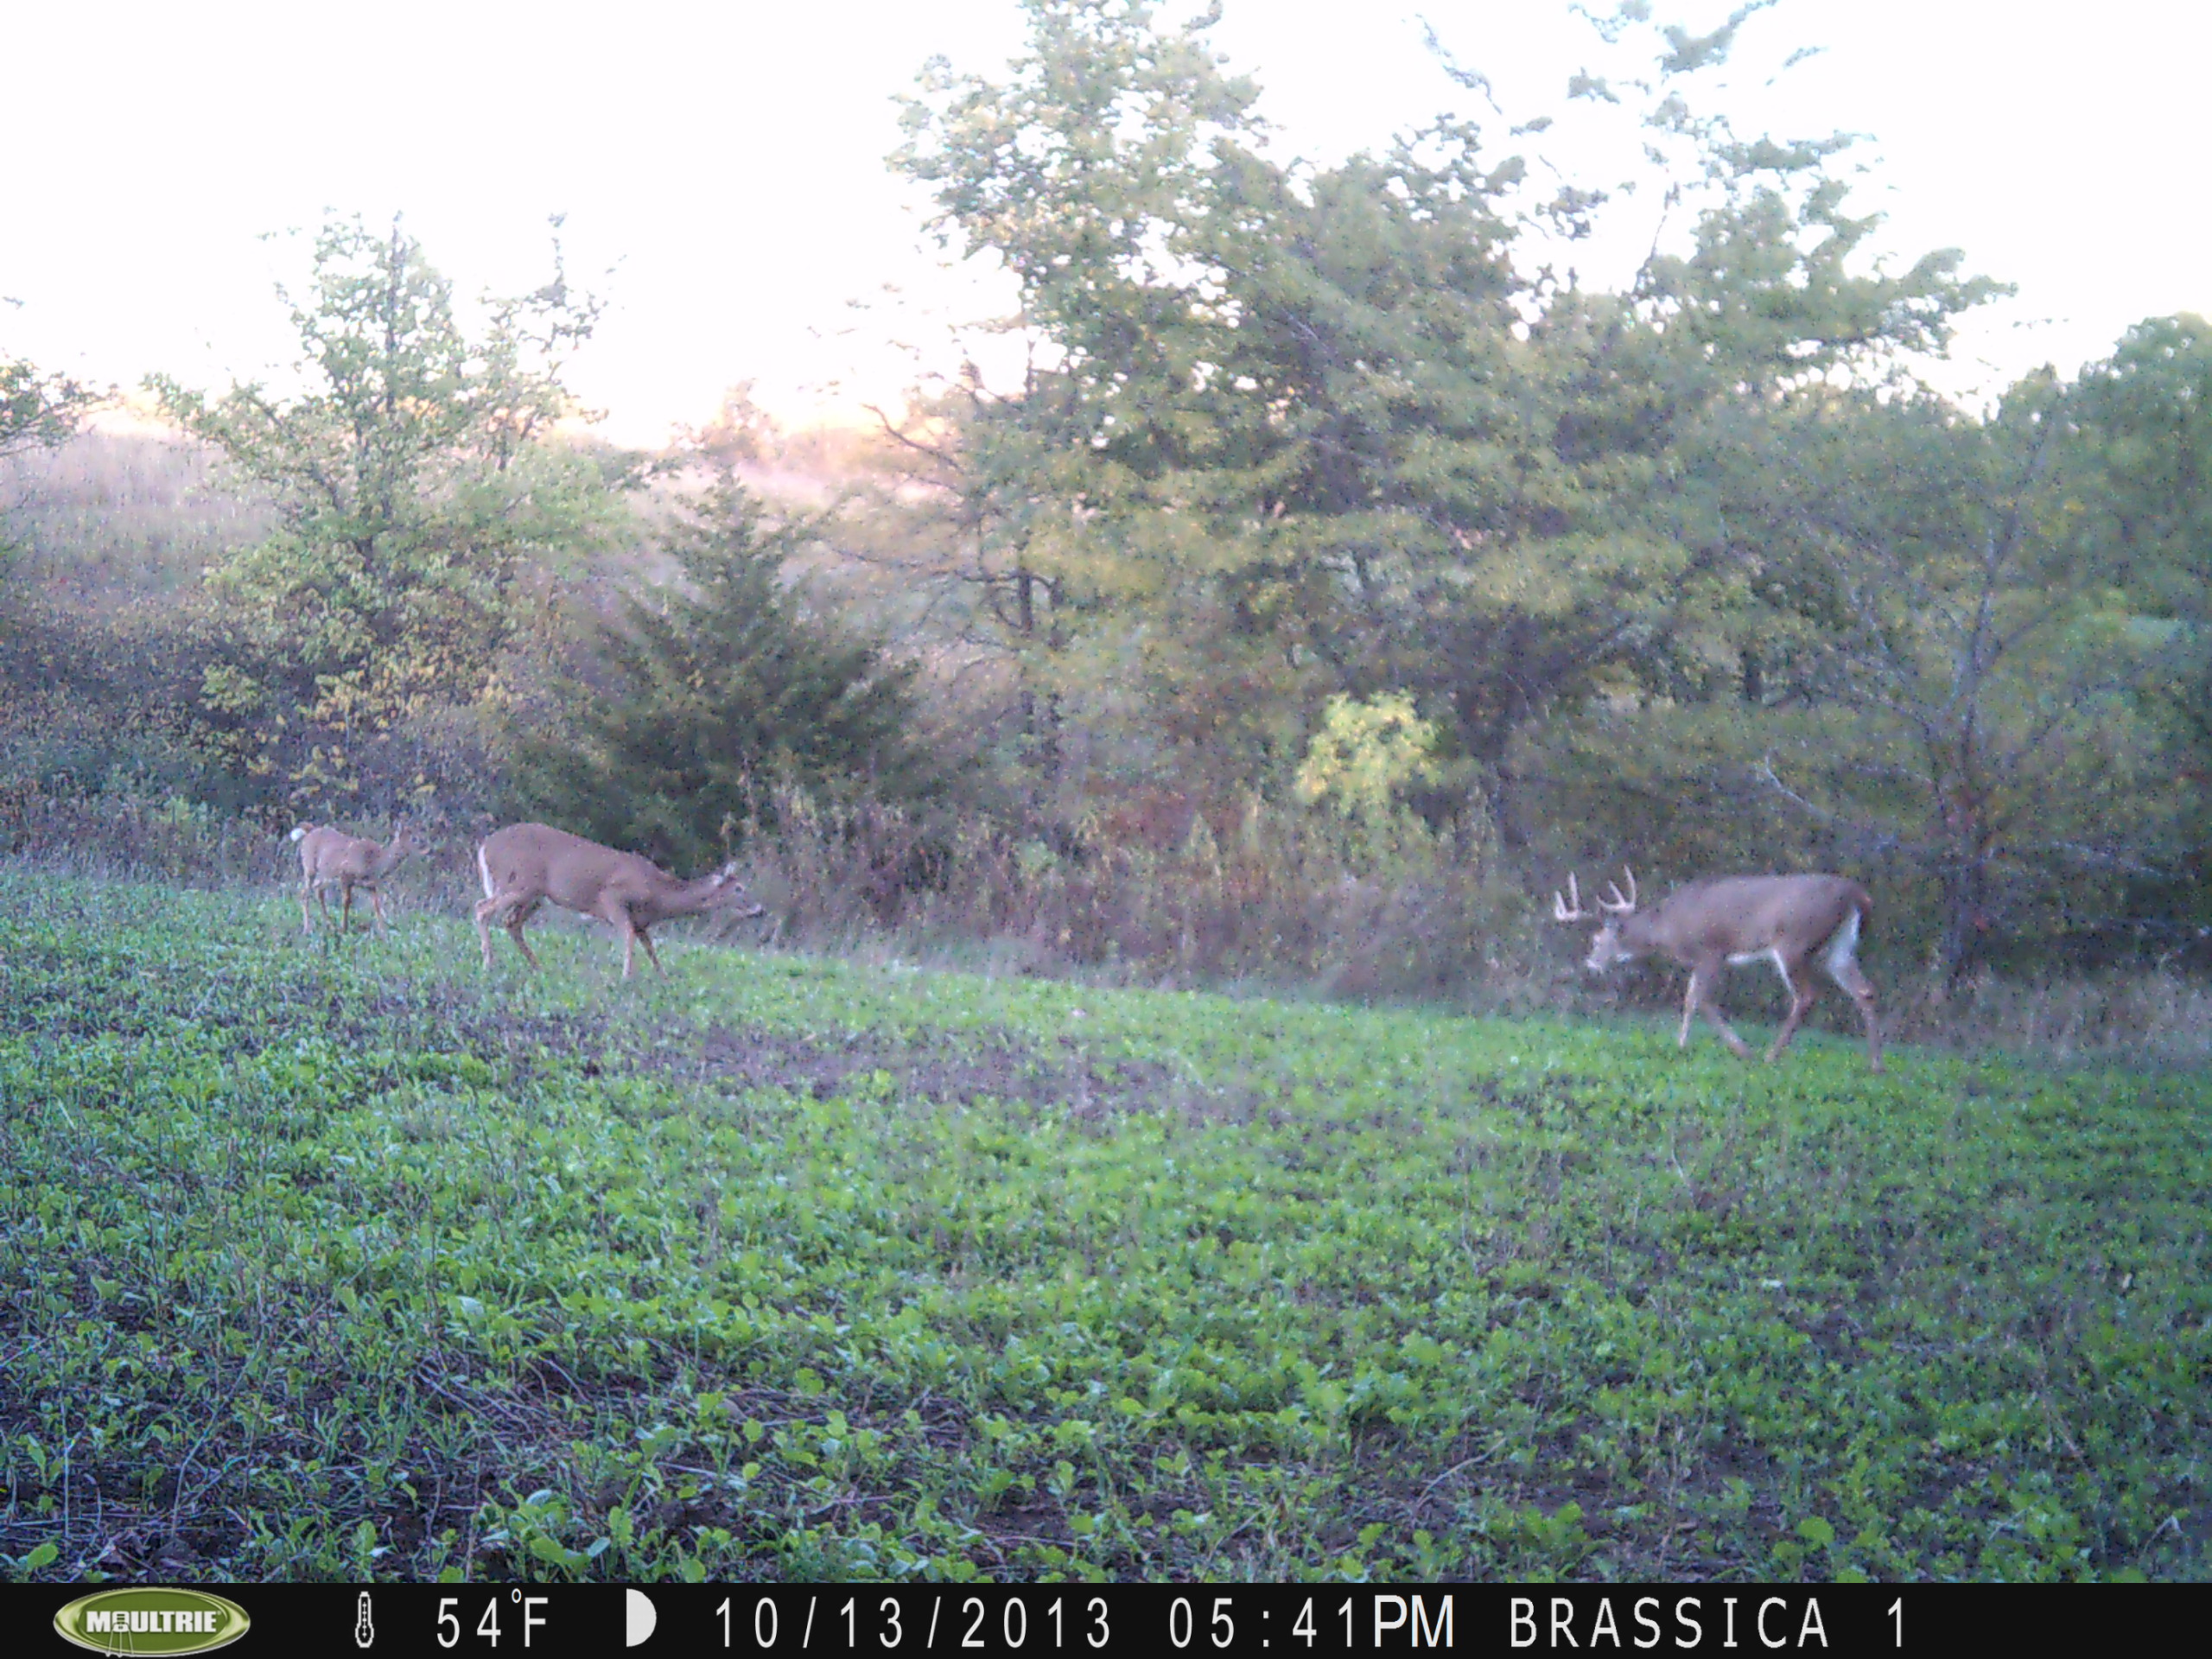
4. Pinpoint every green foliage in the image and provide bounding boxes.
[1,868,2206,1581]
[1533,386,2164,970]
[510,474,937,871]
[892,0,2001,817]
[1295,693,1440,822]
[0,353,97,465]
[855,3,2204,984]
[1764,384,2171,974]
[148,214,640,810]
[2067,315,2212,938]
[0,598,246,819]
